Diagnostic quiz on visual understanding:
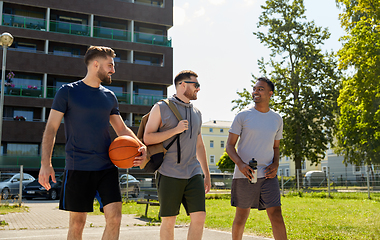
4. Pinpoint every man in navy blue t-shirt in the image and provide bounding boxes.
[38,46,147,240]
